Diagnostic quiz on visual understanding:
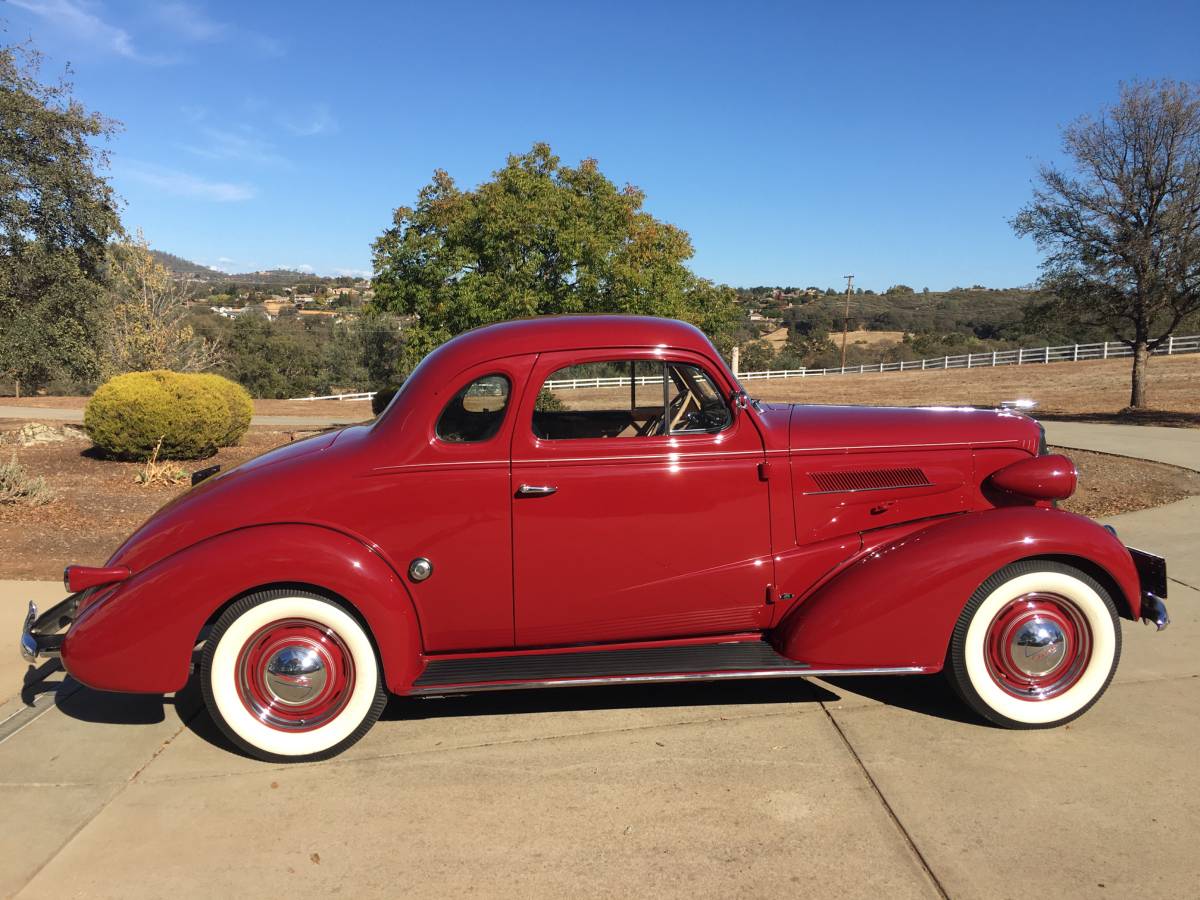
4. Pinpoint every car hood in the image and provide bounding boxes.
[105,427,362,573]
[769,404,1042,455]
